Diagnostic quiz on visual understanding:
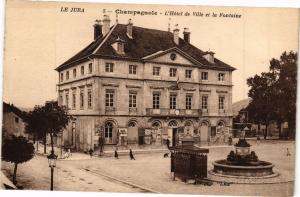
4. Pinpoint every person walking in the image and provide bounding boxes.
[114,147,119,159]
[286,148,291,156]
[256,135,261,146]
[129,149,135,160]
[89,148,93,158]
